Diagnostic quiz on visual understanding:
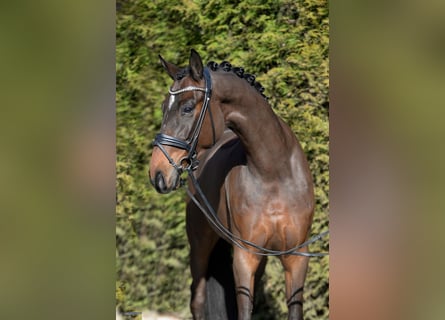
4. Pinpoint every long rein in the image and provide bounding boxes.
[186,169,329,257]
[154,68,329,257]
